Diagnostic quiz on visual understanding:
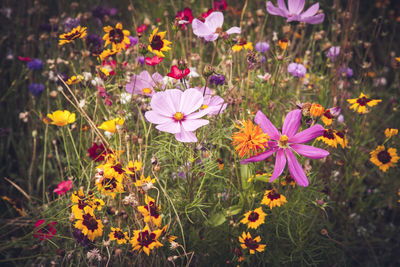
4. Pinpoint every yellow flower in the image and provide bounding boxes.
[232,119,270,158]
[238,232,266,254]
[130,224,163,256]
[281,174,296,188]
[148,28,172,58]
[45,110,76,126]
[59,25,87,46]
[278,39,288,50]
[370,145,399,172]
[385,128,398,138]
[240,207,266,229]
[335,130,349,149]
[98,48,118,61]
[347,93,382,114]
[95,165,124,199]
[66,75,83,85]
[134,175,156,189]
[317,129,338,148]
[98,118,125,133]
[232,38,253,52]
[395,57,400,62]
[103,23,130,51]
[261,189,287,209]
[74,206,104,241]
[137,196,162,228]
[321,109,333,126]
[109,227,128,244]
